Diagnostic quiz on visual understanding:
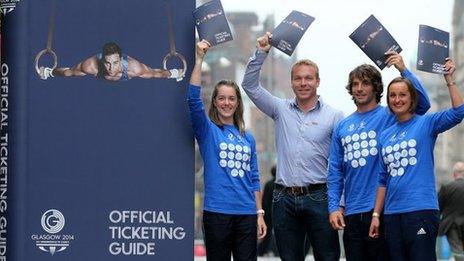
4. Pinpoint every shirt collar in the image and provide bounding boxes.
[291,95,322,112]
